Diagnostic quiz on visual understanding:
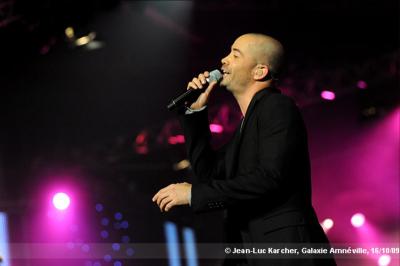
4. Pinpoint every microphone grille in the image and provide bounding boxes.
[208,69,222,83]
